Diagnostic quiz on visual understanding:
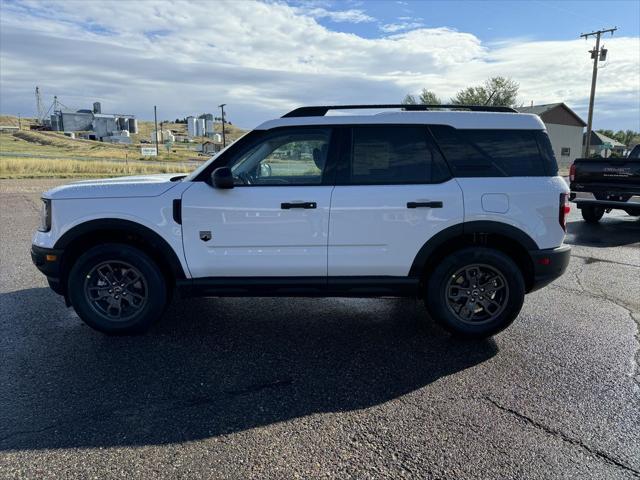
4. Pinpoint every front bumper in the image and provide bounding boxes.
[528,244,571,292]
[31,245,65,295]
